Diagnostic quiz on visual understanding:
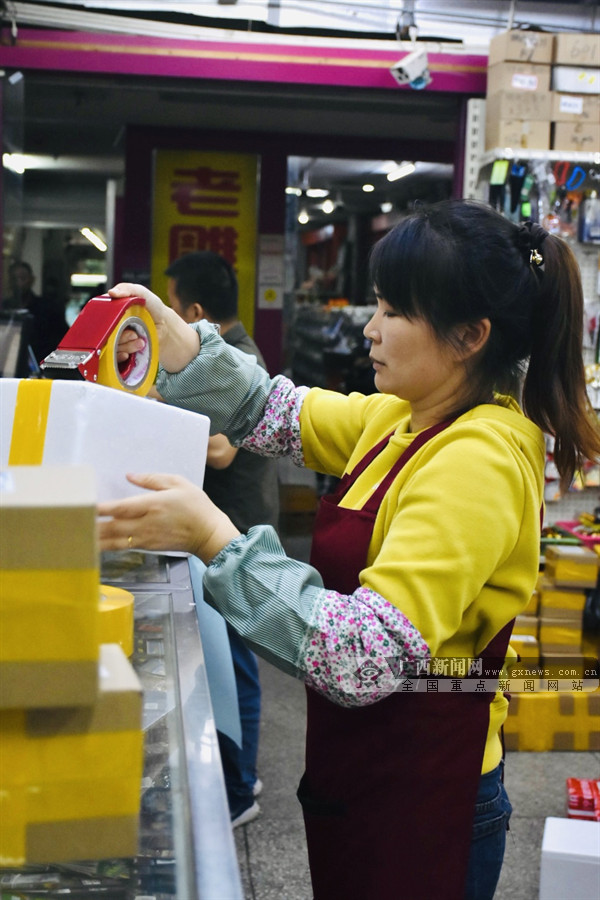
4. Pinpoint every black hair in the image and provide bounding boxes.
[9,261,33,276]
[369,199,600,492]
[165,251,238,321]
